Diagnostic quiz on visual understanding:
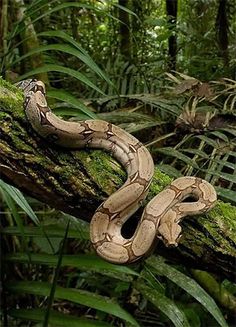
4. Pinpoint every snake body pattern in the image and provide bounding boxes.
[17,79,217,264]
